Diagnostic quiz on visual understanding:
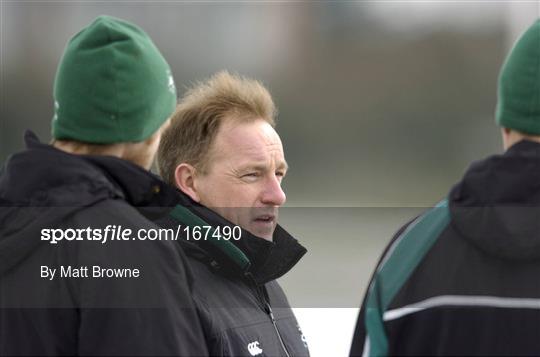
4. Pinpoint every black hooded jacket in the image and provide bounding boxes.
[0,132,208,356]
[351,140,540,356]
[155,197,309,357]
